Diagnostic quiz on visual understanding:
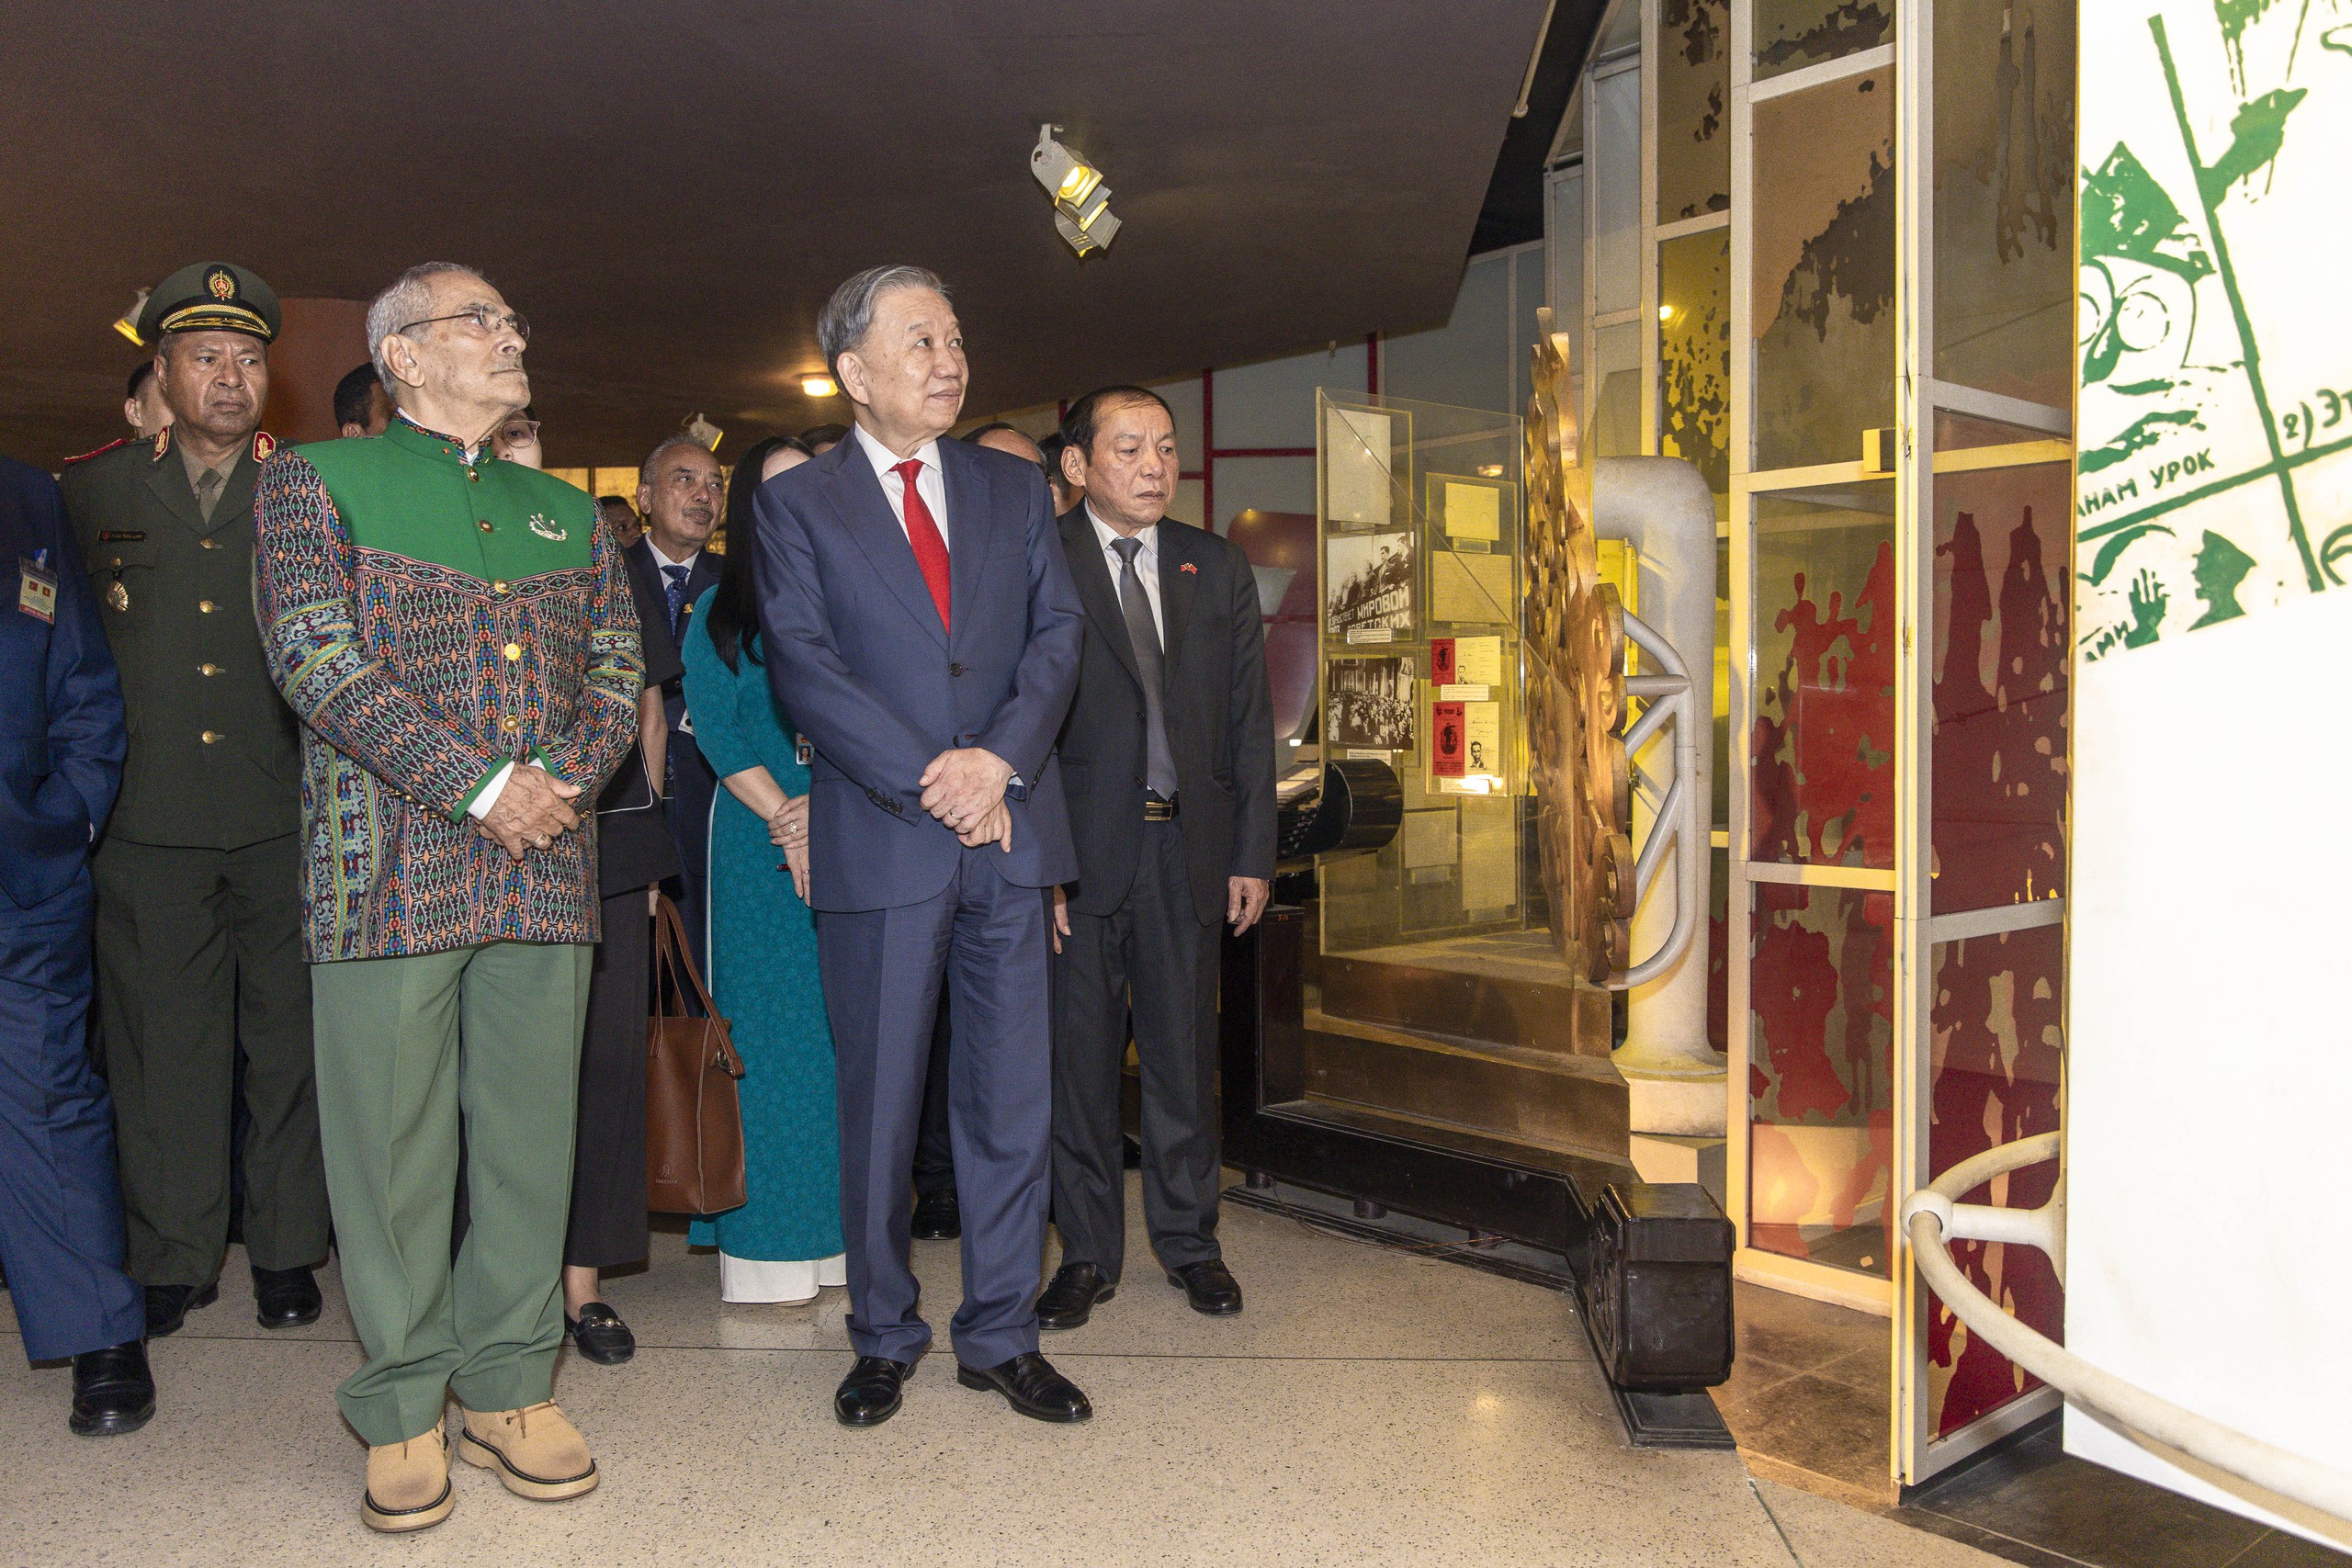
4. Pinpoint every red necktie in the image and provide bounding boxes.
[891,458,952,633]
